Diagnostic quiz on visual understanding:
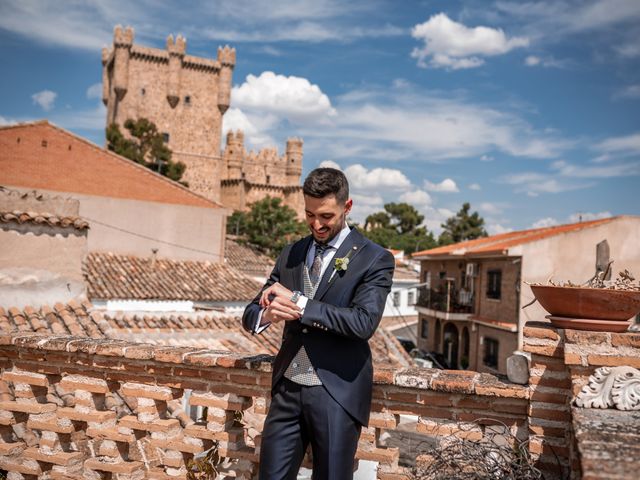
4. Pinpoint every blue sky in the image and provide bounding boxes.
[1,0,639,234]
